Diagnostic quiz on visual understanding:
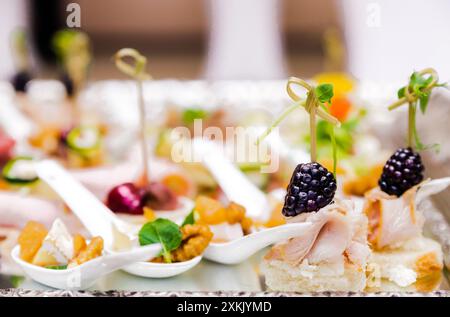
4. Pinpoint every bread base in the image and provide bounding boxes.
[366,236,443,292]
[261,259,366,292]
